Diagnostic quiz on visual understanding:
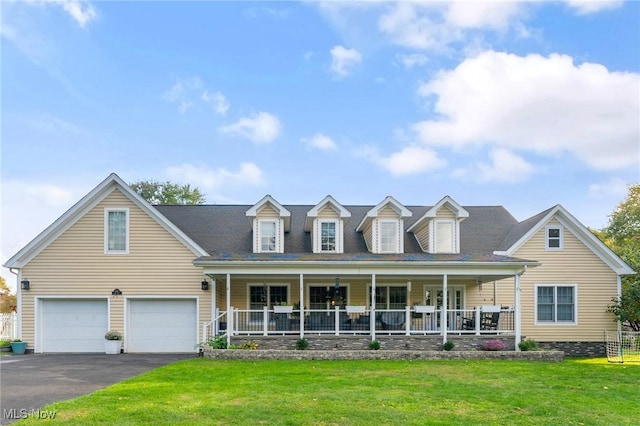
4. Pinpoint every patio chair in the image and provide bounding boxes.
[481,312,500,331]
[461,316,475,330]
[380,312,404,330]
